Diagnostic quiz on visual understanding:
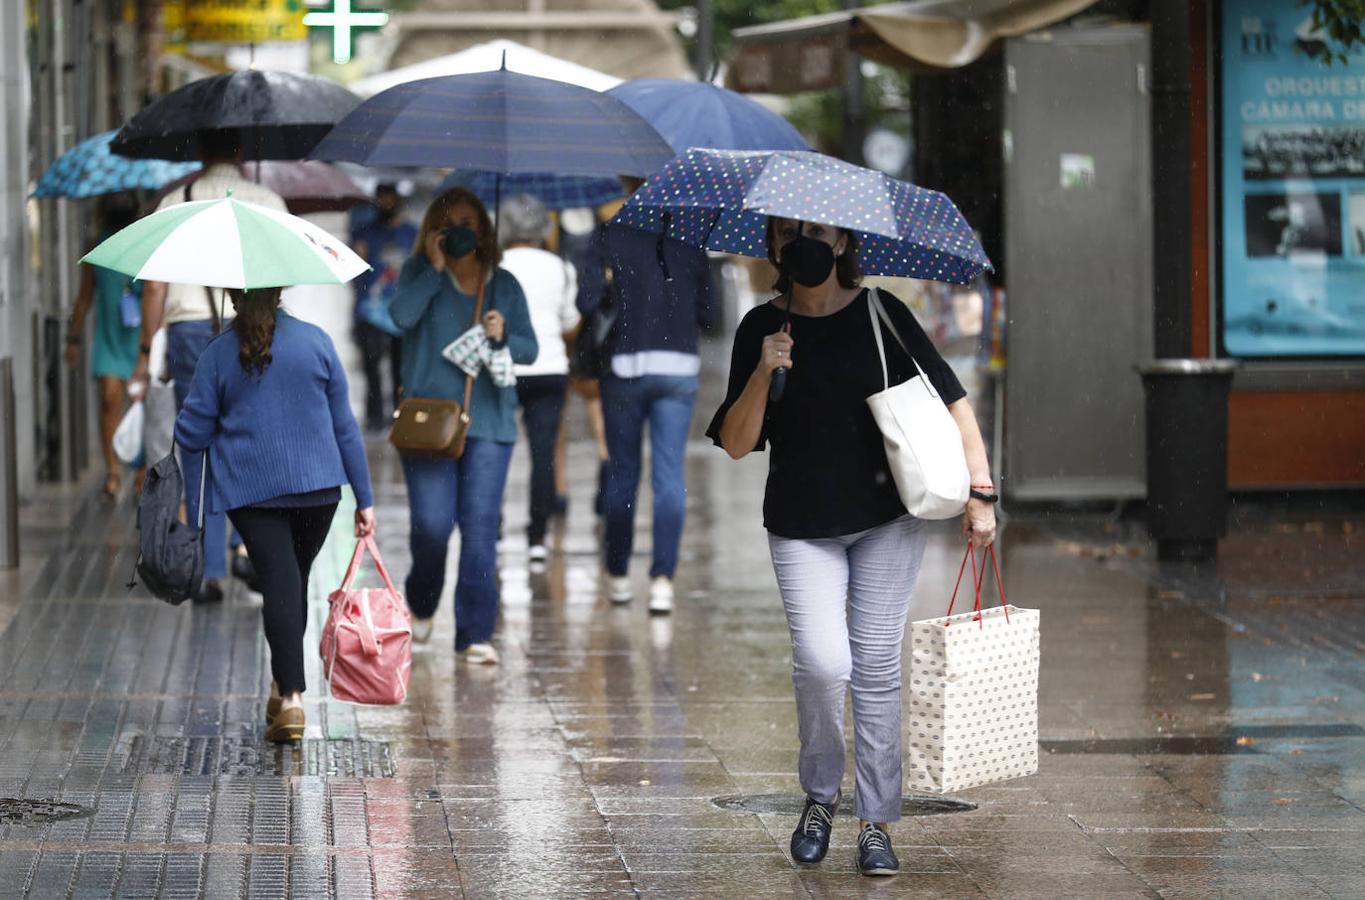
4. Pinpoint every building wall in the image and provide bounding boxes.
[1189,0,1365,488]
